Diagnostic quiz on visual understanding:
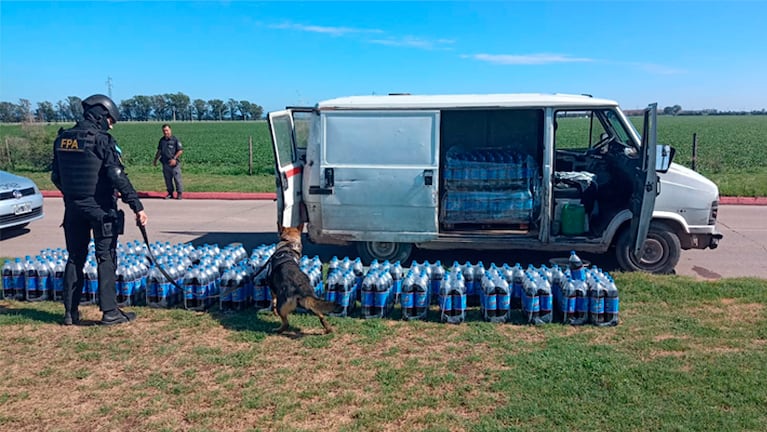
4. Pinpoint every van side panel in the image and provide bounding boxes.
[319,111,440,242]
